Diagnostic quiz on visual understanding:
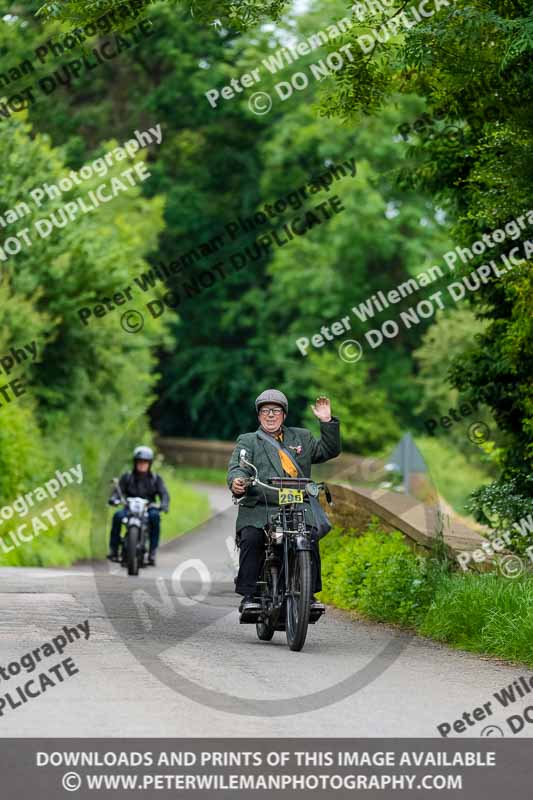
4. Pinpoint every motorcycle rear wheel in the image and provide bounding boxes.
[256,562,276,642]
[127,526,140,576]
[286,549,312,652]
